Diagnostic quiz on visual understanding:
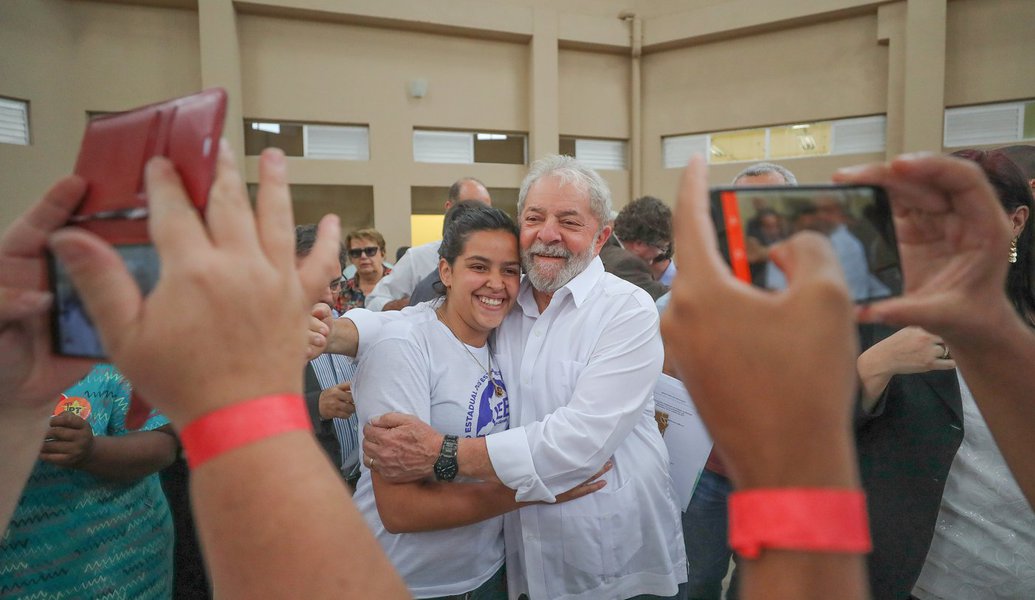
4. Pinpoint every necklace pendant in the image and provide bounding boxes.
[494,383,504,397]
